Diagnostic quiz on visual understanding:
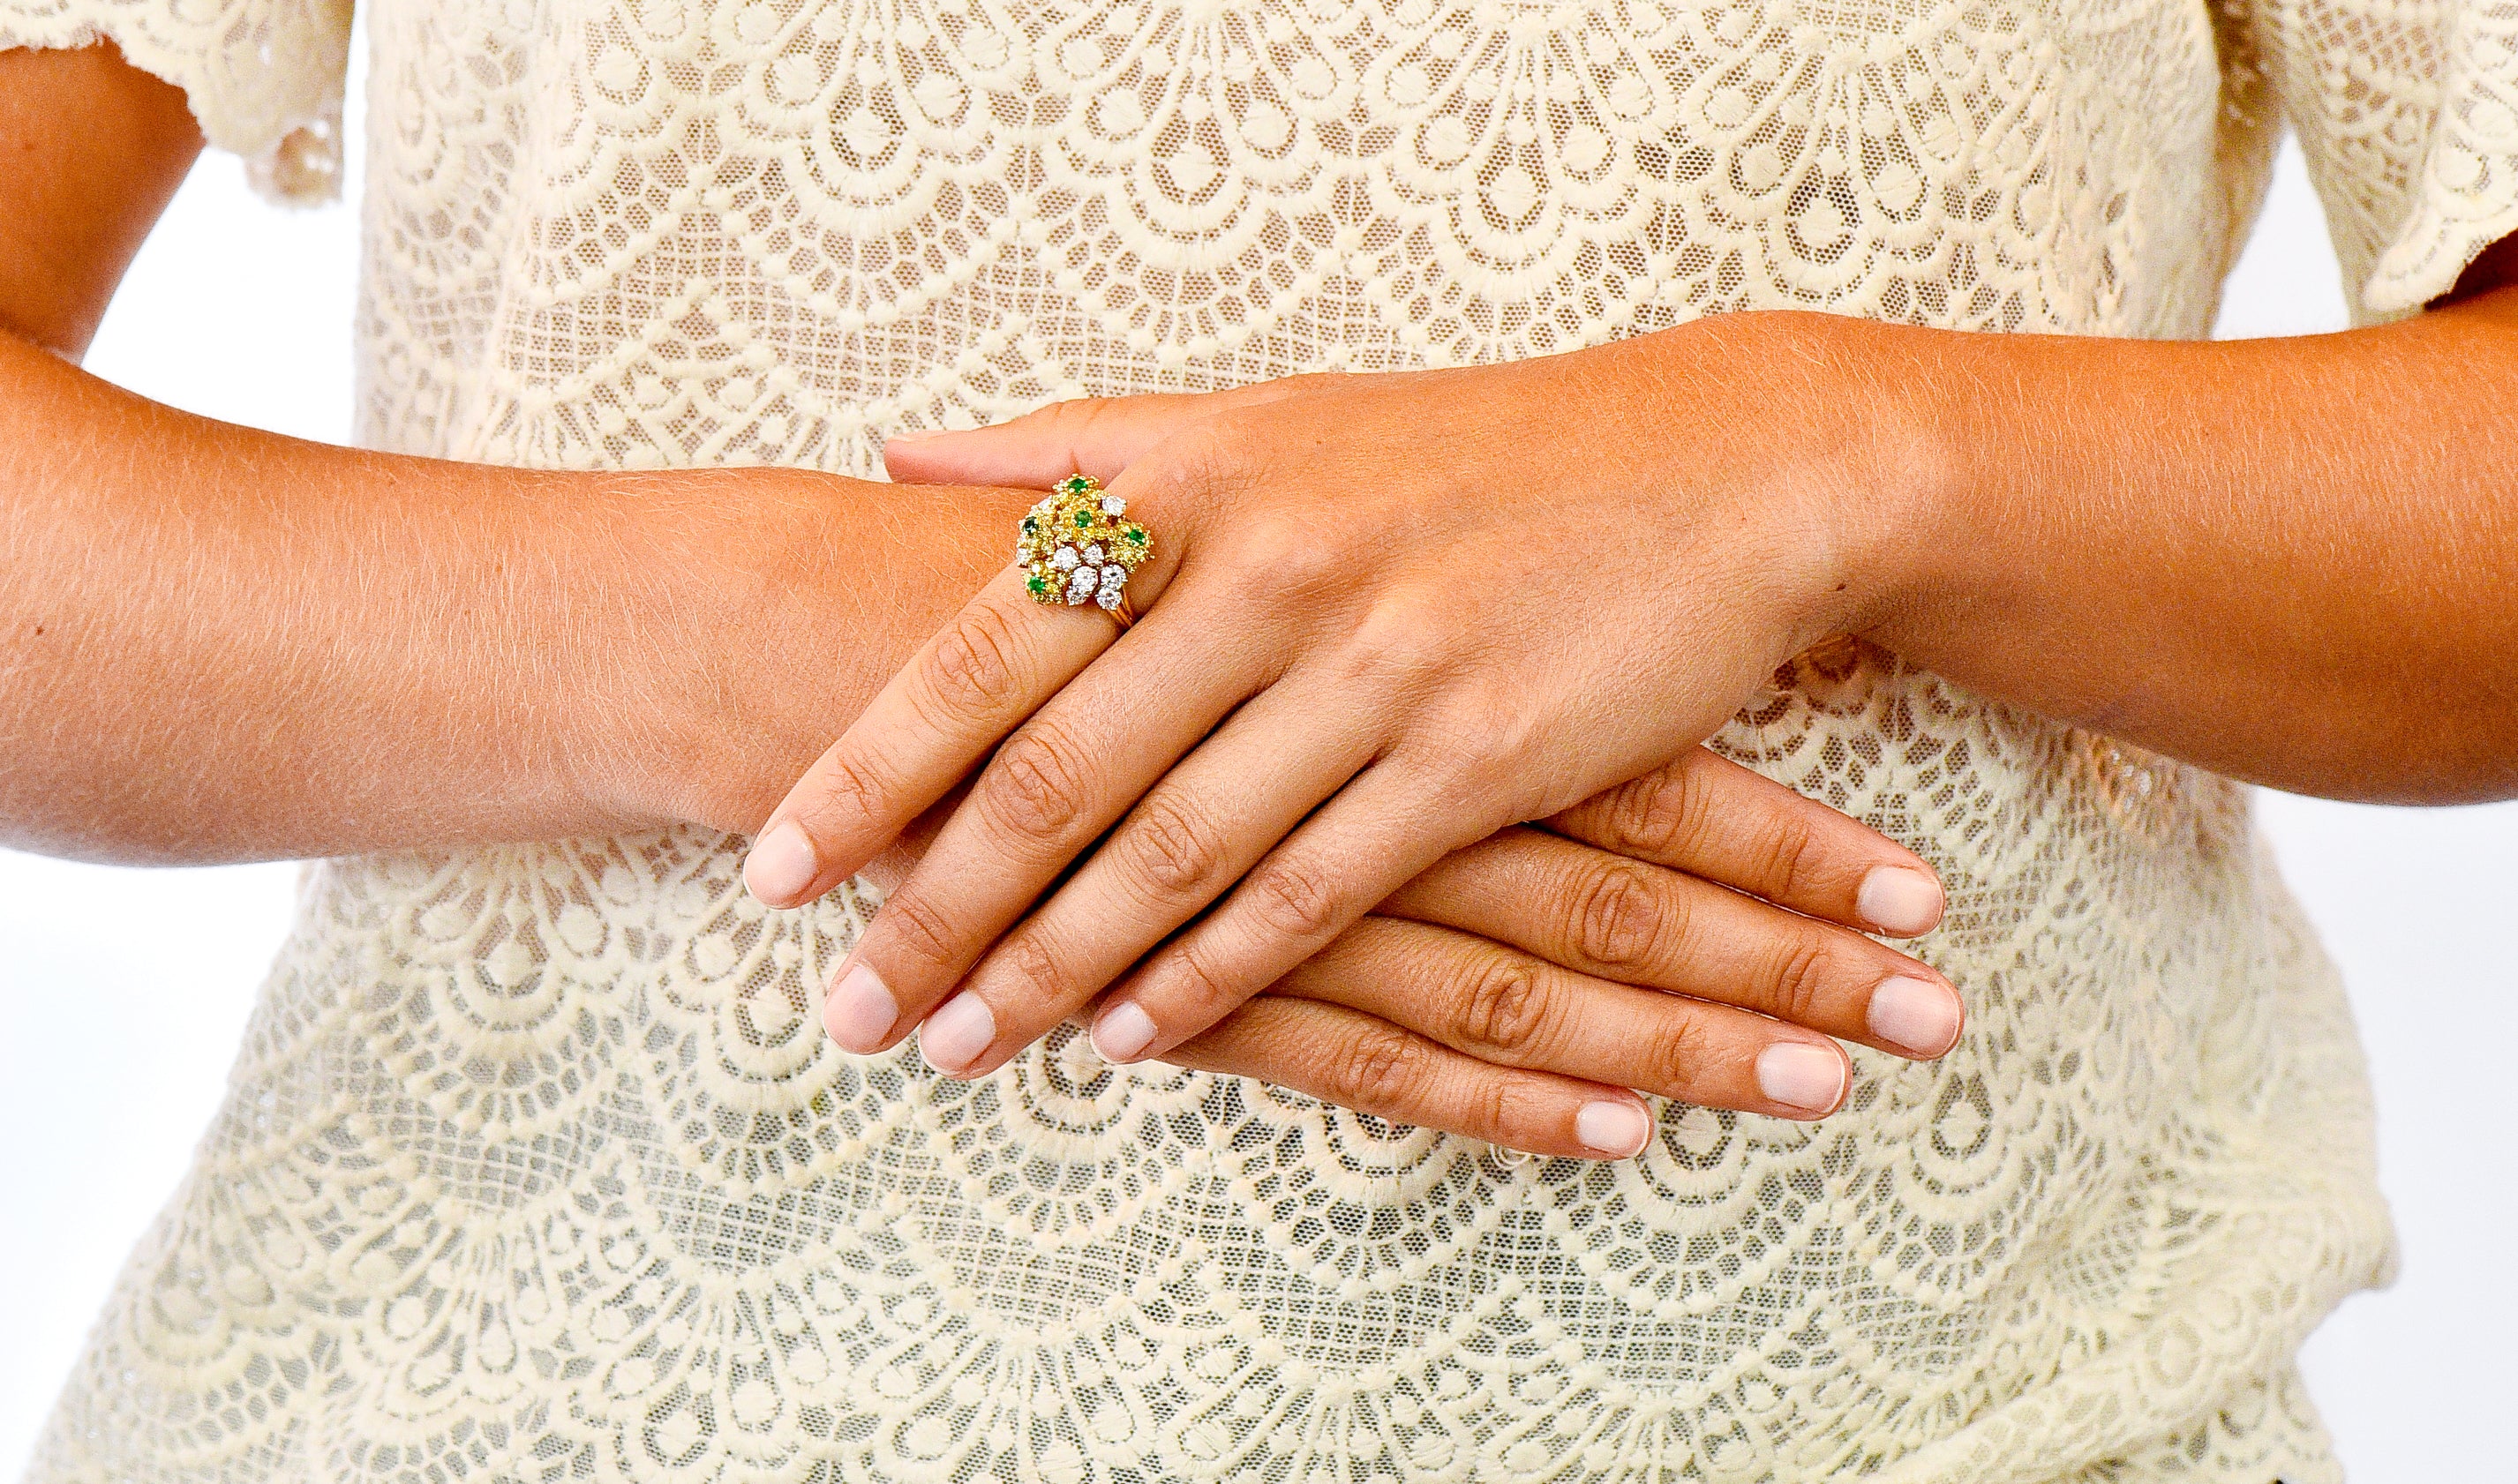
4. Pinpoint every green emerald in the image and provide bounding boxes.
[1124,526,1146,542]
[1026,574,1047,594]
[1074,510,1093,527]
